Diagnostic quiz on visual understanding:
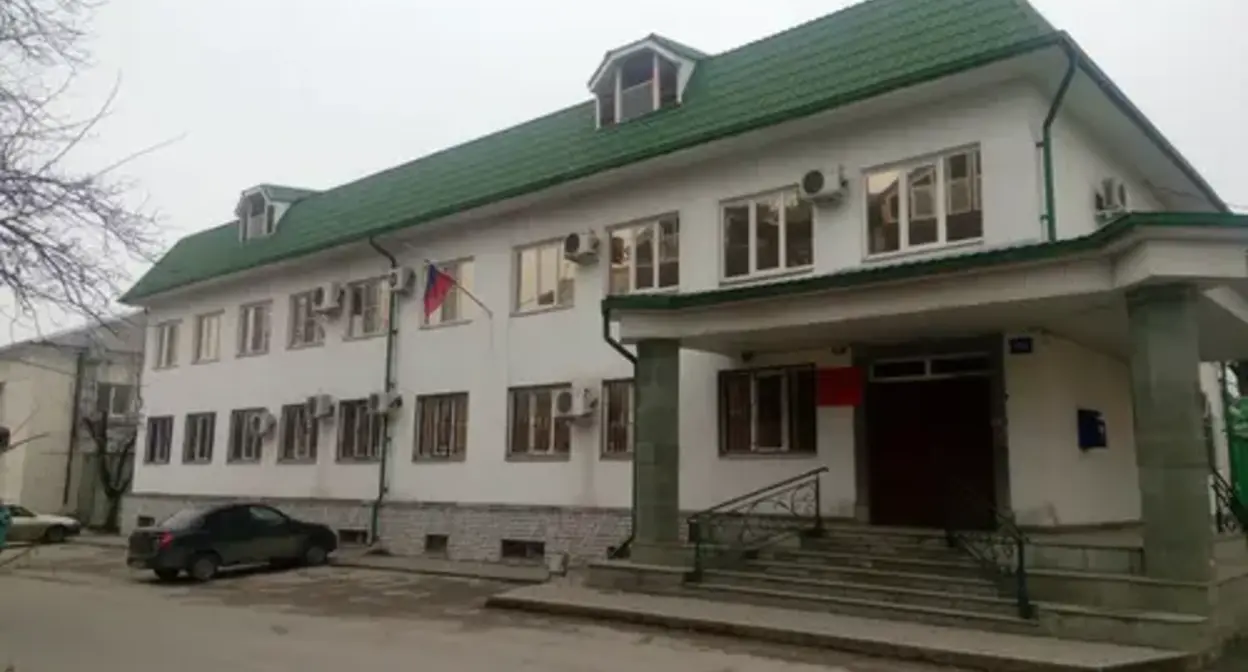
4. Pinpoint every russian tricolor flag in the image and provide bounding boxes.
[423,264,456,317]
